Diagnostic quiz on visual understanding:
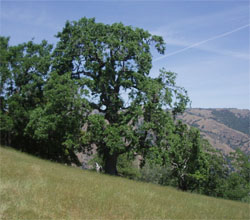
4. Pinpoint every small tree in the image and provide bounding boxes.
[201,142,232,198]
[166,122,209,191]
[0,38,52,151]
[25,72,87,164]
[226,150,250,201]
